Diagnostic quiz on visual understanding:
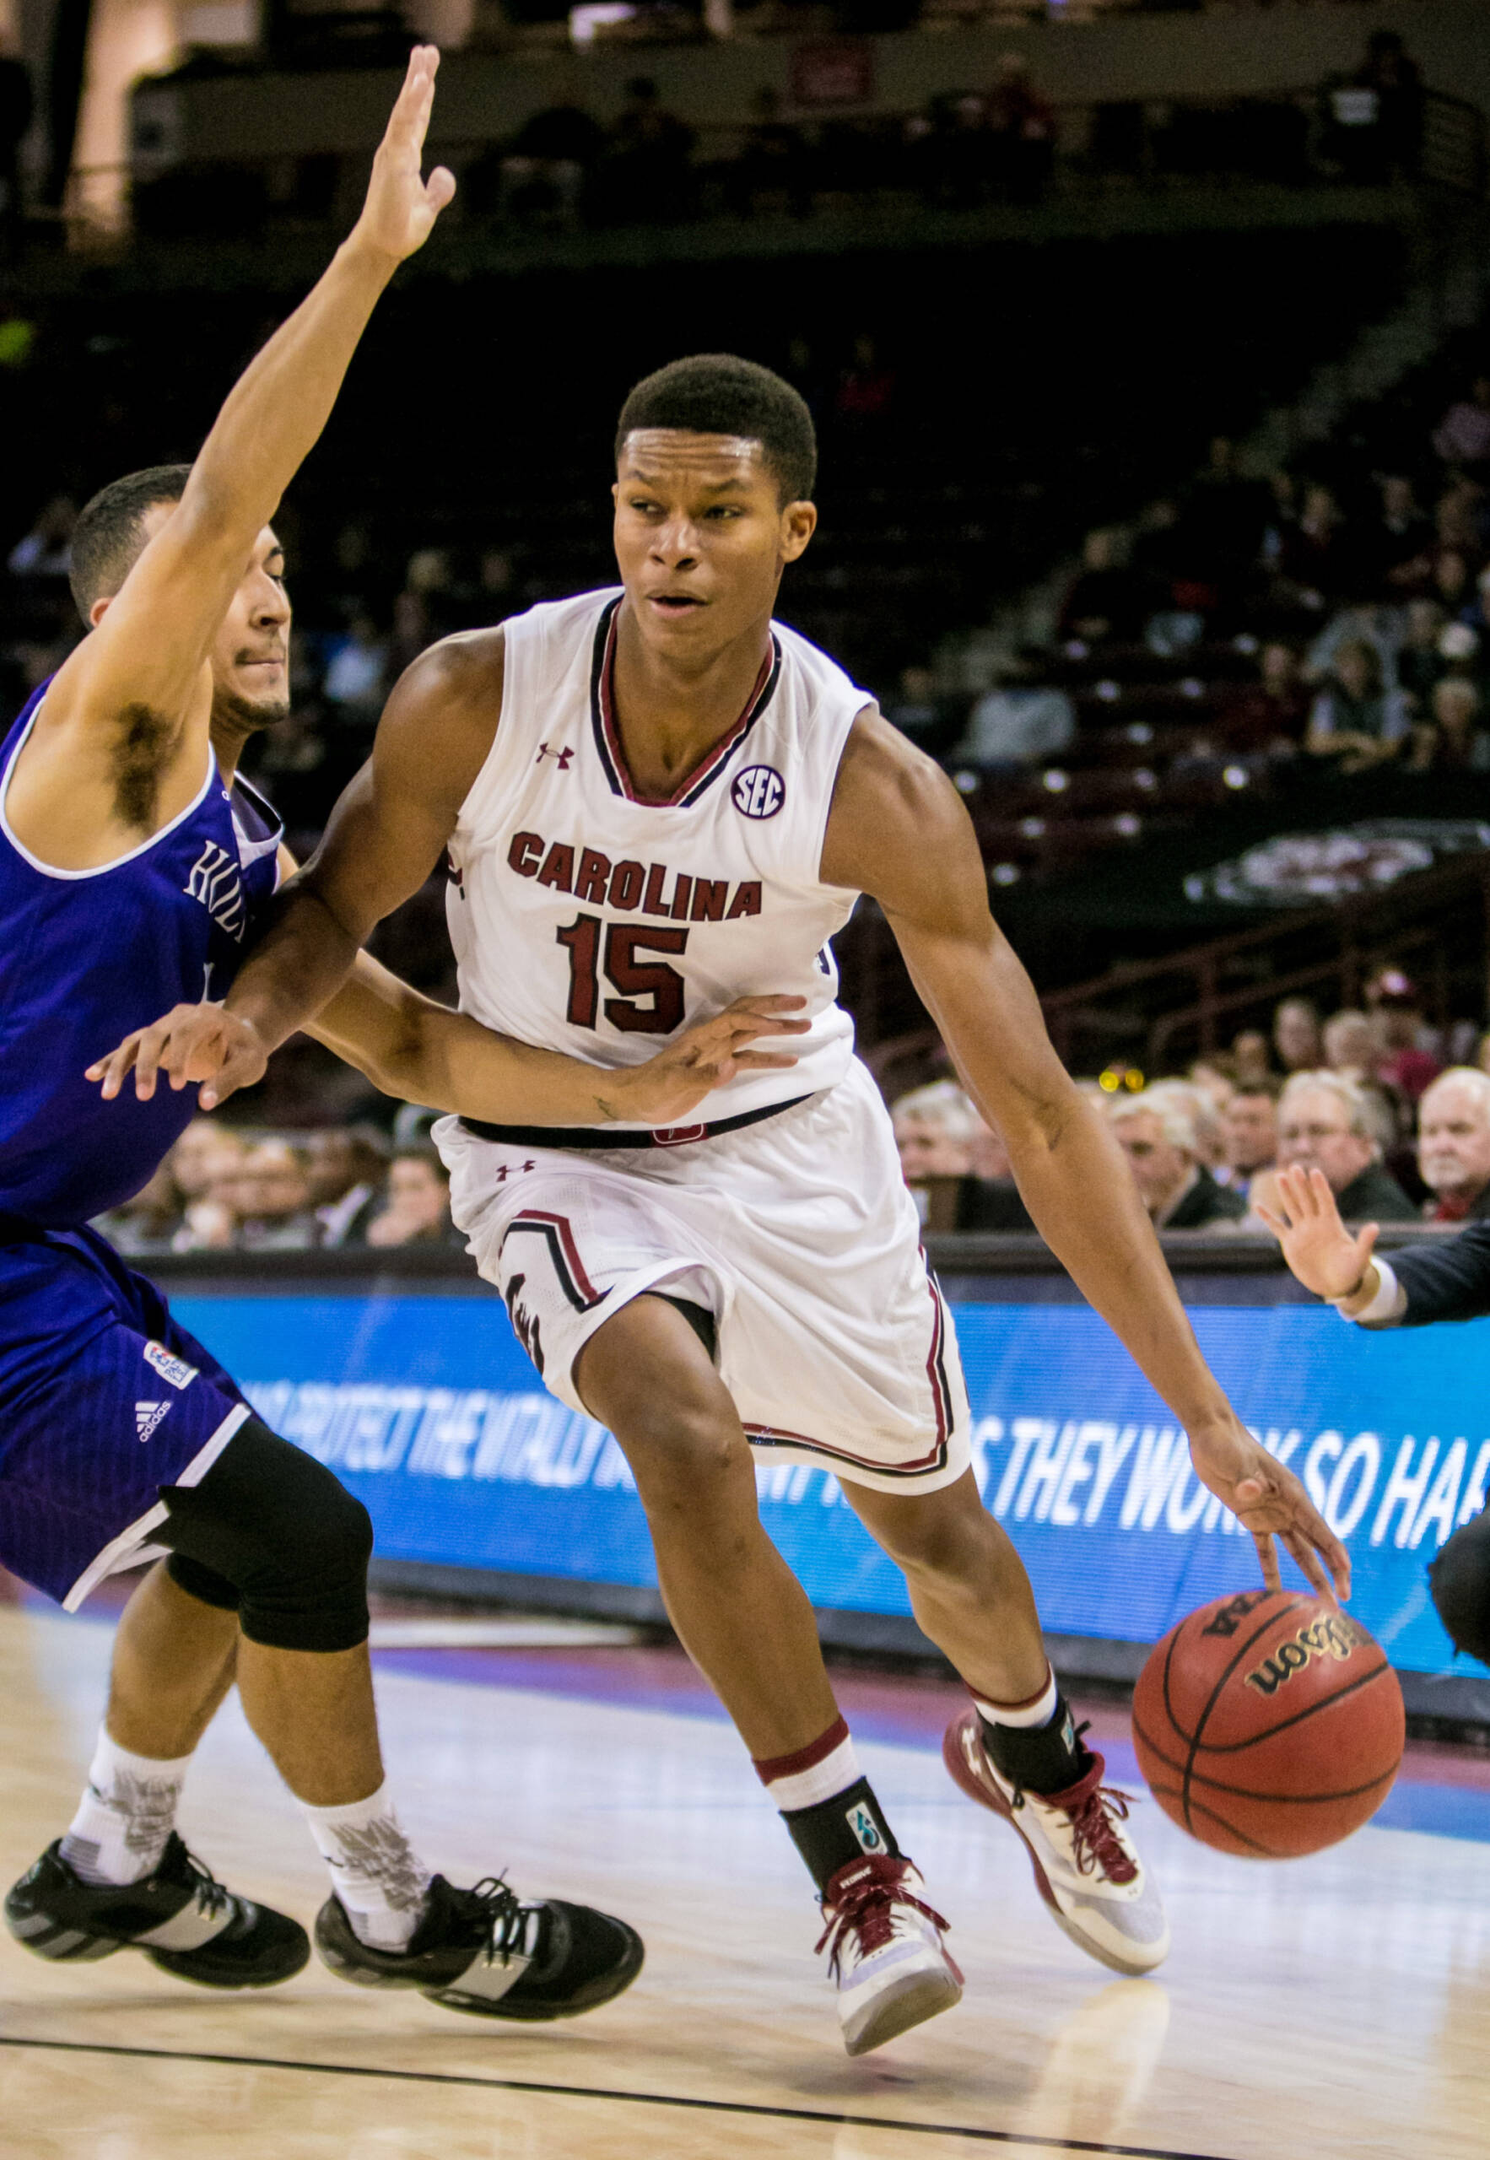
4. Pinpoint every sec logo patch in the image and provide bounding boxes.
[732,765,785,820]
